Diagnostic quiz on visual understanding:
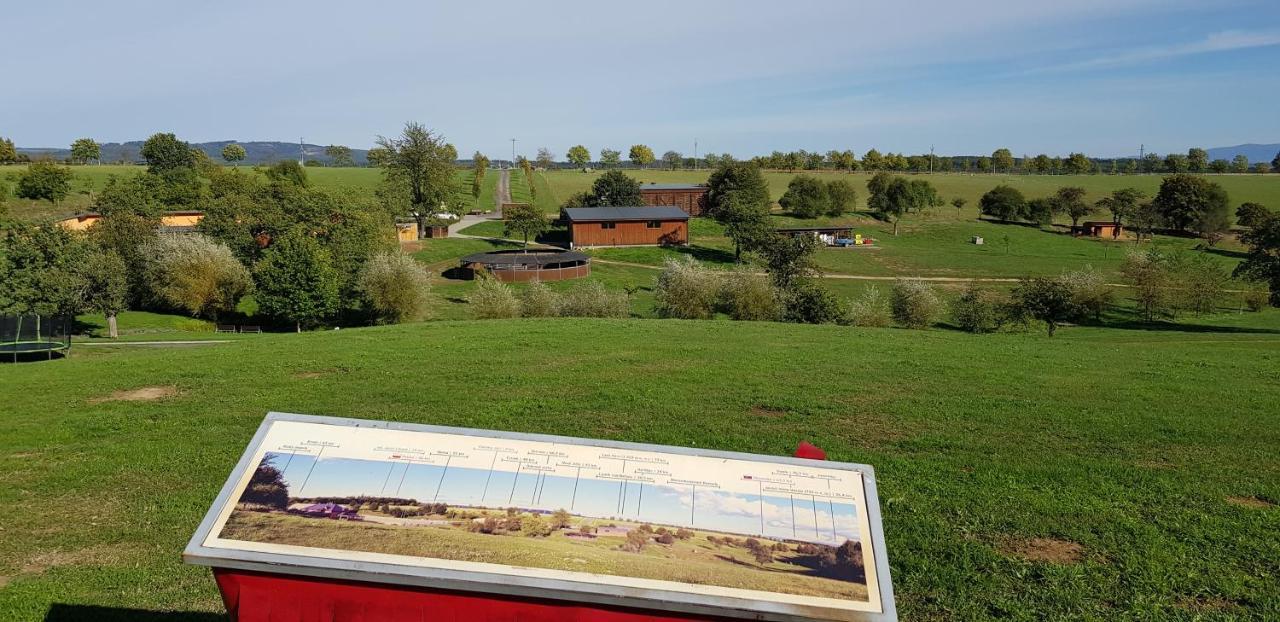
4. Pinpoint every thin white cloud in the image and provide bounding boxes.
[1019,29,1280,75]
